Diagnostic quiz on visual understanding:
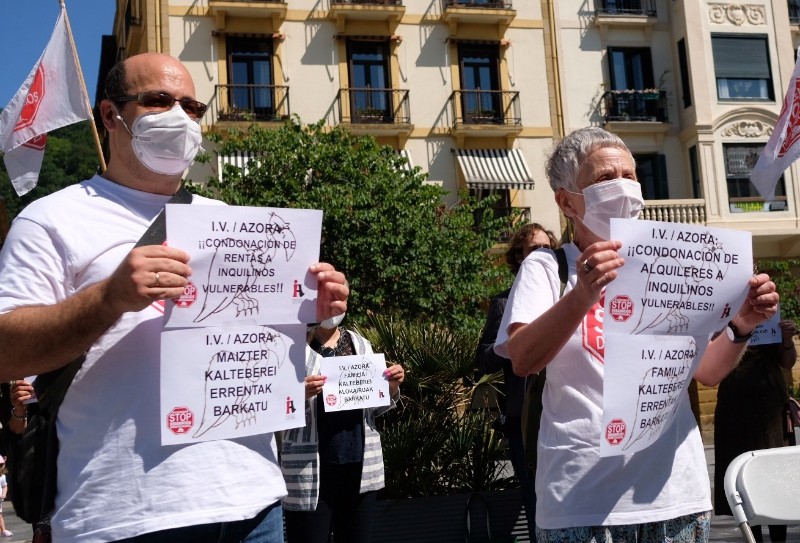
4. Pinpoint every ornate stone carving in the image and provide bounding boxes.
[708,4,766,26]
[720,120,773,138]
